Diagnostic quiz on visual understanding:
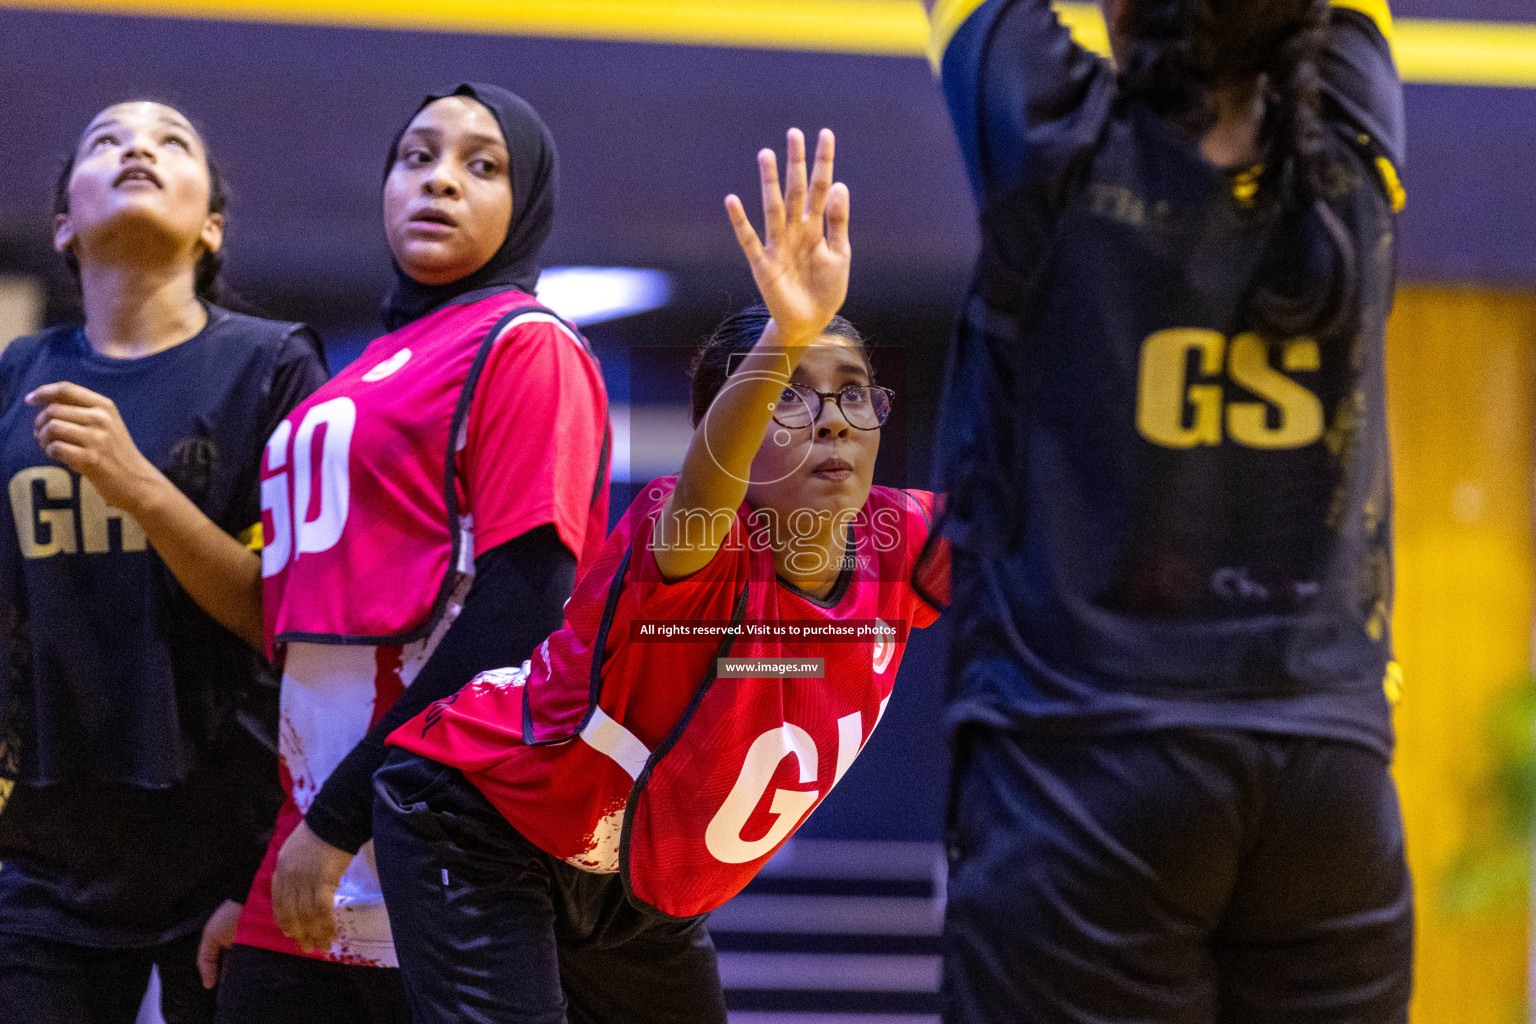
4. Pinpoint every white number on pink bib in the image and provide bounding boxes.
[262,398,357,577]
